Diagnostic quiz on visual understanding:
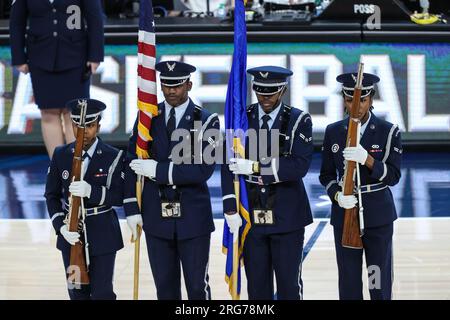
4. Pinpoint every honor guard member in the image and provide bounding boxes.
[44,99,124,300]
[124,61,220,300]
[319,73,402,300]
[222,66,314,300]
